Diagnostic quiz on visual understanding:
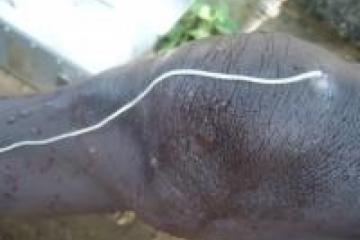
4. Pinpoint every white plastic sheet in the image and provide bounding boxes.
[0,0,191,74]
